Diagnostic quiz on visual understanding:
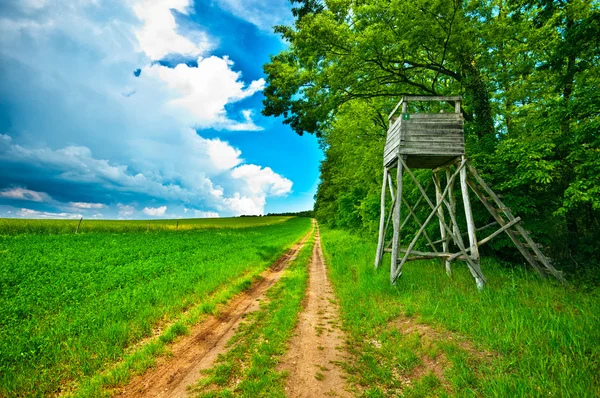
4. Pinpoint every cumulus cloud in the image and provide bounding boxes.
[69,202,106,209]
[0,1,296,218]
[17,208,83,219]
[118,203,135,218]
[0,187,49,202]
[143,205,167,216]
[145,56,265,130]
[133,0,213,60]
[231,165,293,196]
[194,210,219,218]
